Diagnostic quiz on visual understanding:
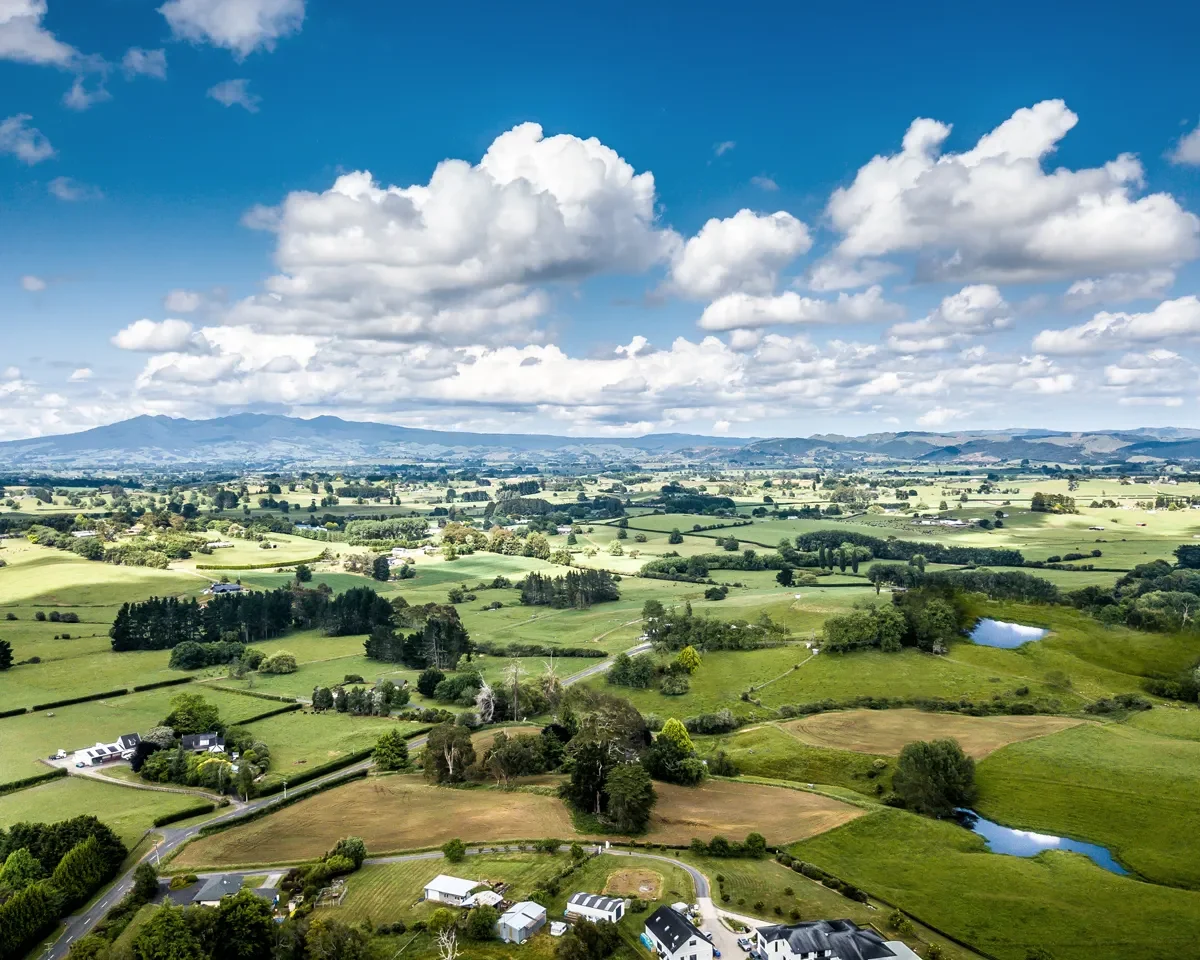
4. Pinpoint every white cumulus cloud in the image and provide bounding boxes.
[828,99,1200,283]
[887,284,1010,353]
[122,47,167,79]
[160,0,304,58]
[0,0,77,66]
[669,209,811,299]
[1168,121,1200,166]
[164,289,203,313]
[112,318,201,352]
[699,285,903,331]
[1062,270,1174,309]
[20,274,46,291]
[48,176,102,201]
[1033,295,1200,354]
[68,367,92,382]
